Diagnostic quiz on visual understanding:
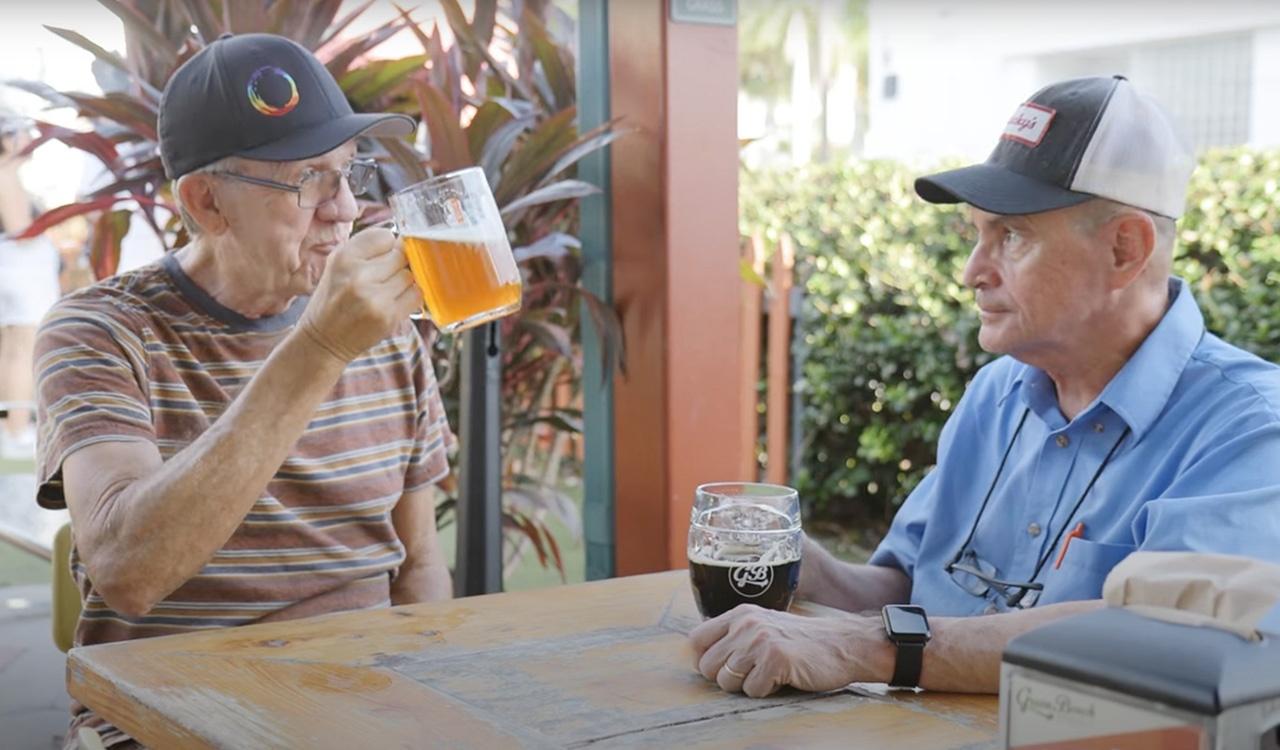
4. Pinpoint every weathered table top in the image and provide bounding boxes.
[68,571,997,749]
